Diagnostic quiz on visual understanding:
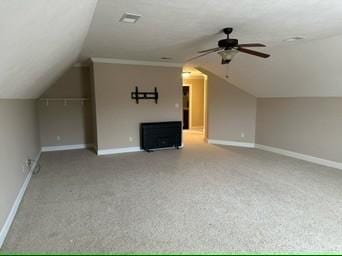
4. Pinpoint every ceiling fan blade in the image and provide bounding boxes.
[198,47,222,53]
[237,47,270,58]
[238,43,266,47]
[186,49,219,62]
